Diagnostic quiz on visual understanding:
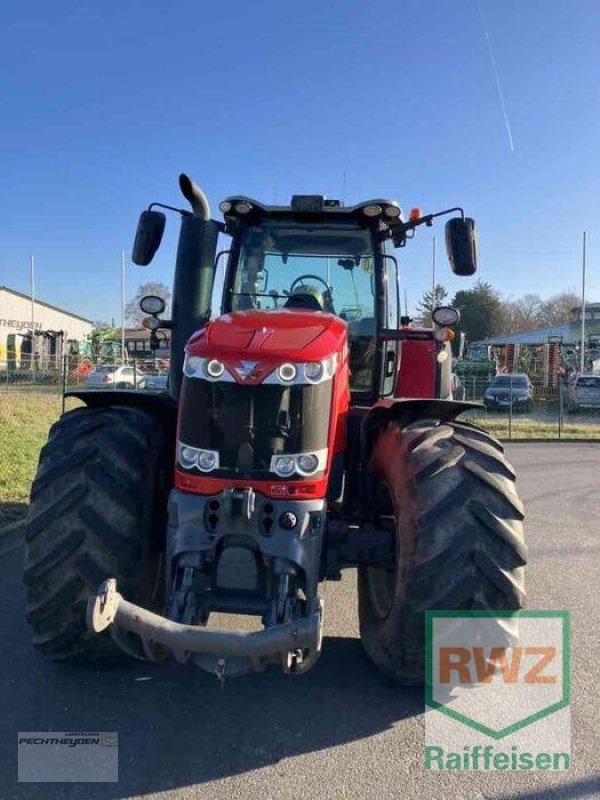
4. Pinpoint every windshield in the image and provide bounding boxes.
[576,376,600,387]
[467,345,491,361]
[492,376,528,387]
[231,224,375,324]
